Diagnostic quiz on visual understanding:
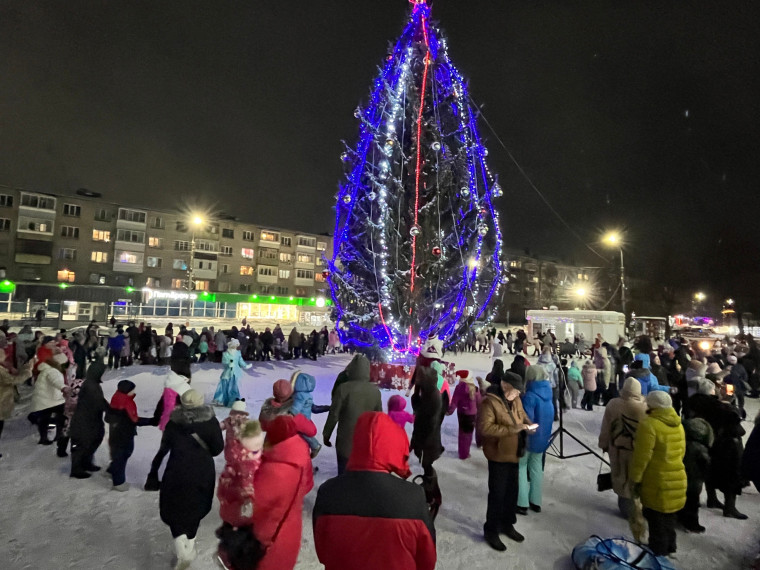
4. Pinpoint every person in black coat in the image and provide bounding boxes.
[69,358,108,479]
[70,332,88,380]
[742,411,760,493]
[170,336,193,380]
[411,367,443,477]
[707,406,748,519]
[509,354,528,383]
[160,389,224,567]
